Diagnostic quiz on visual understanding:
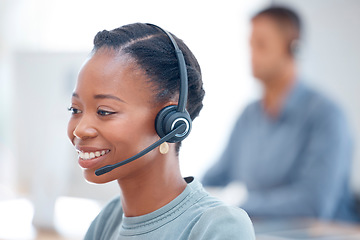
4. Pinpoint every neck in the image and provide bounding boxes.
[262,59,296,118]
[117,150,186,217]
